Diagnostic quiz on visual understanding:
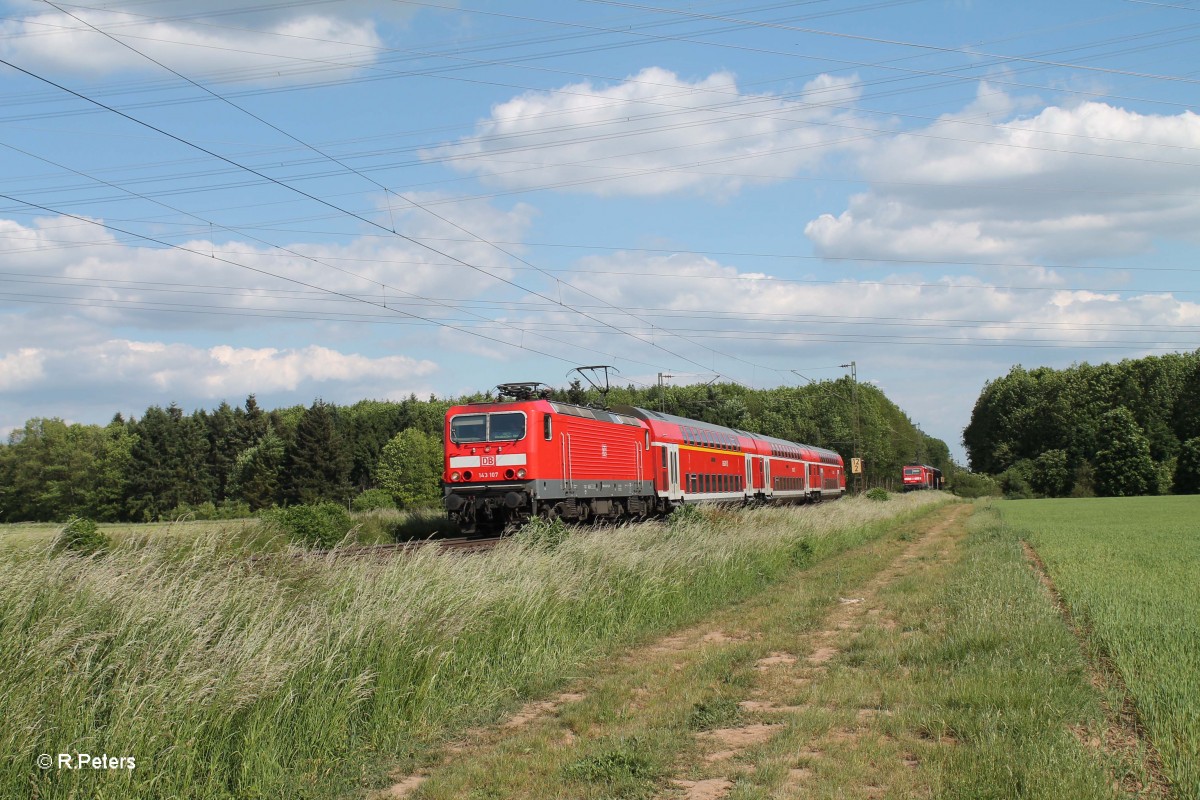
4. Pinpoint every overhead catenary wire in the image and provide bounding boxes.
[0,188,691,374]
[3,290,1194,352]
[1,3,1196,381]
[0,52,771,388]
[0,133,685,374]
[12,5,798,386]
